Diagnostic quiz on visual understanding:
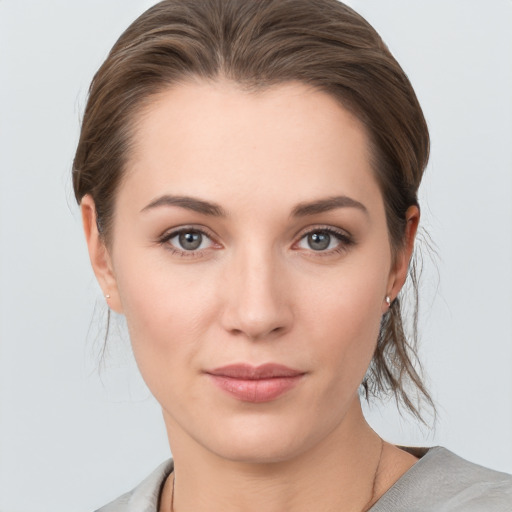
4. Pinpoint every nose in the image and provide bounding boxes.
[220,245,293,341]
